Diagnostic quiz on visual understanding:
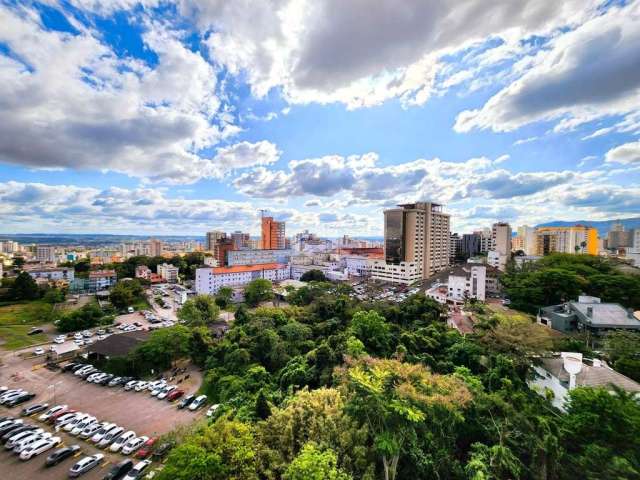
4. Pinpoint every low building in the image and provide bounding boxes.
[538,296,640,334]
[87,330,150,361]
[514,255,542,268]
[88,270,117,291]
[135,265,151,280]
[487,250,508,271]
[157,263,179,283]
[26,267,75,283]
[195,263,290,294]
[529,352,640,411]
[369,259,422,285]
[227,249,293,266]
[425,265,486,304]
